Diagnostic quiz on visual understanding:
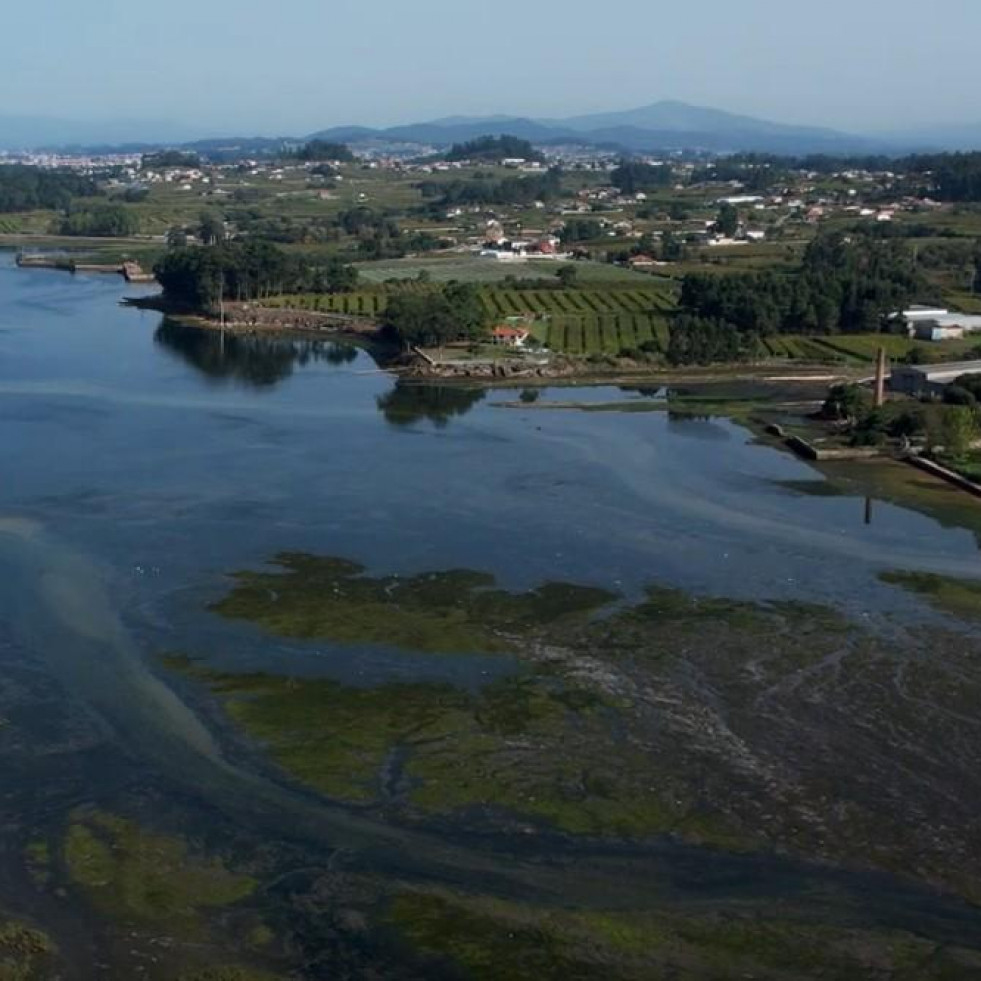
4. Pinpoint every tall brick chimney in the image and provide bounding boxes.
[874,347,887,408]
